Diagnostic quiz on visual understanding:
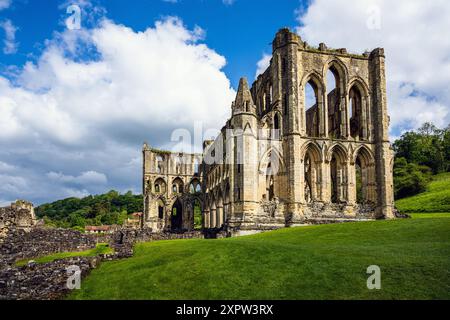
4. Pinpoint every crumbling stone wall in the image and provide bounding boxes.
[0,201,212,300]
[0,256,100,300]
[112,228,204,246]
[0,227,97,269]
[0,200,36,240]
